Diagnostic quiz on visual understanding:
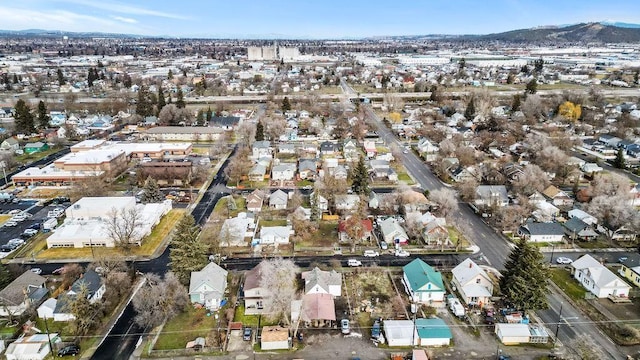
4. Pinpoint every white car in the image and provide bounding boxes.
[555,257,573,264]
[30,268,42,275]
[347,259,362,267]
[3,221,18,227]
[363,250,379,257]
[395,249,410,257]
